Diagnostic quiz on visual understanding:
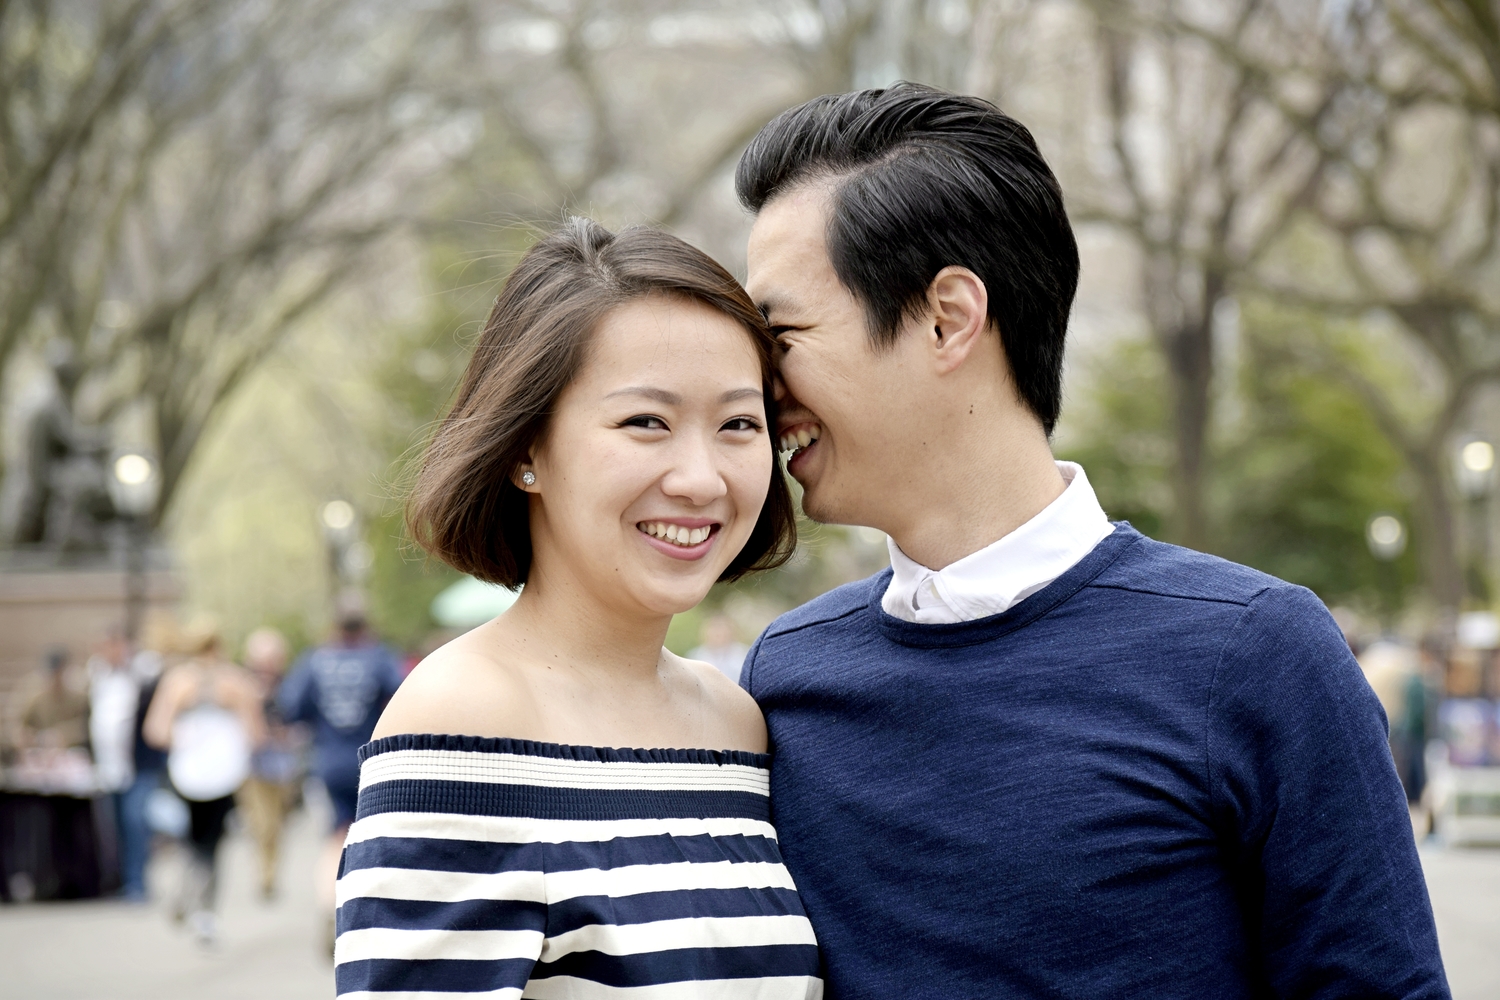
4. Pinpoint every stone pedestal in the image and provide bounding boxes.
[0,555,178,741]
